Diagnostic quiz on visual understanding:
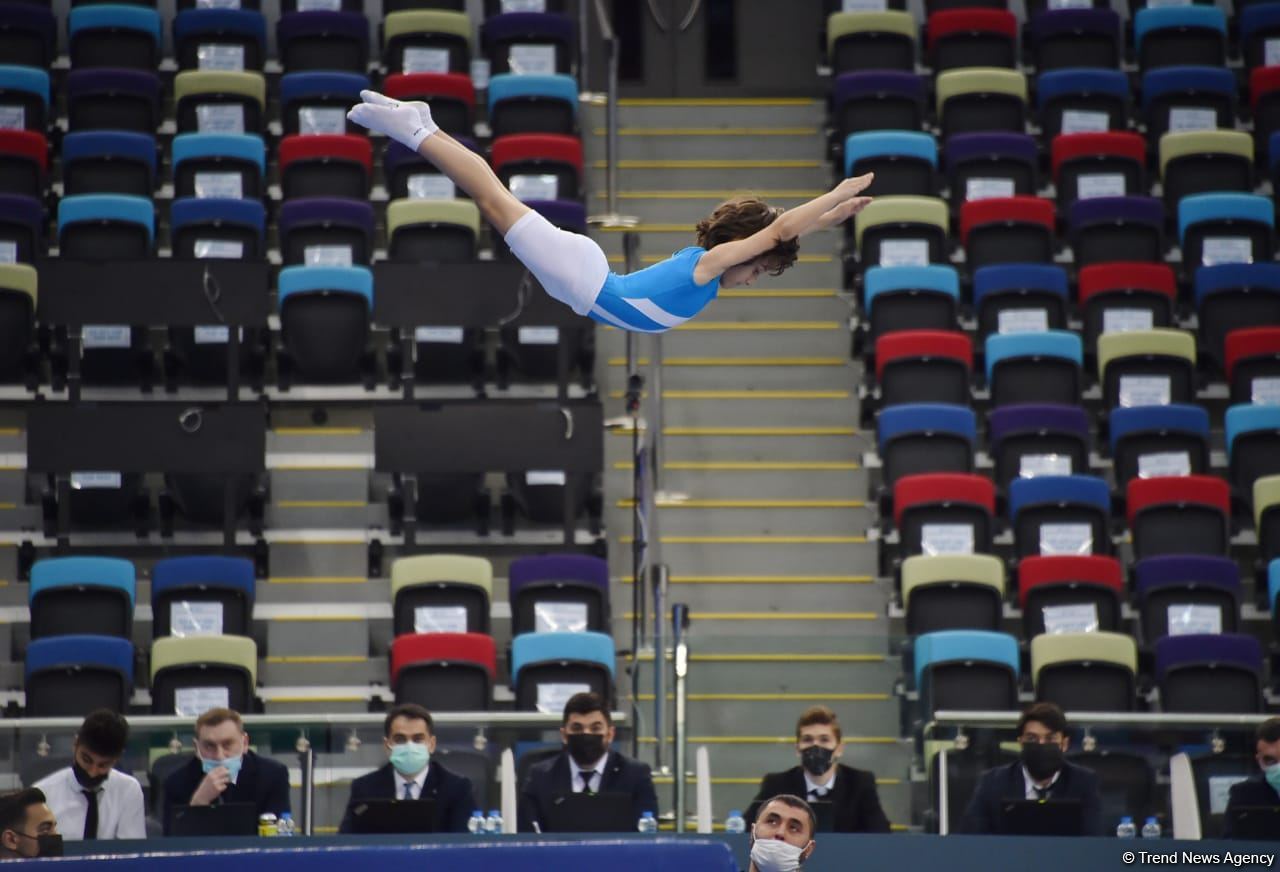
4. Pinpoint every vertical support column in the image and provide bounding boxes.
[672,603,690,832]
